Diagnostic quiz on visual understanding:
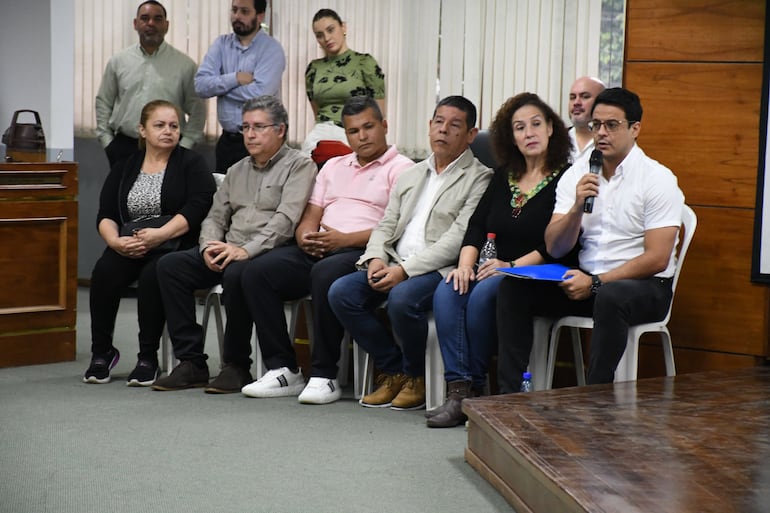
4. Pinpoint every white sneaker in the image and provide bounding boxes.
[298,377,342,405]
[241,367,305,398]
